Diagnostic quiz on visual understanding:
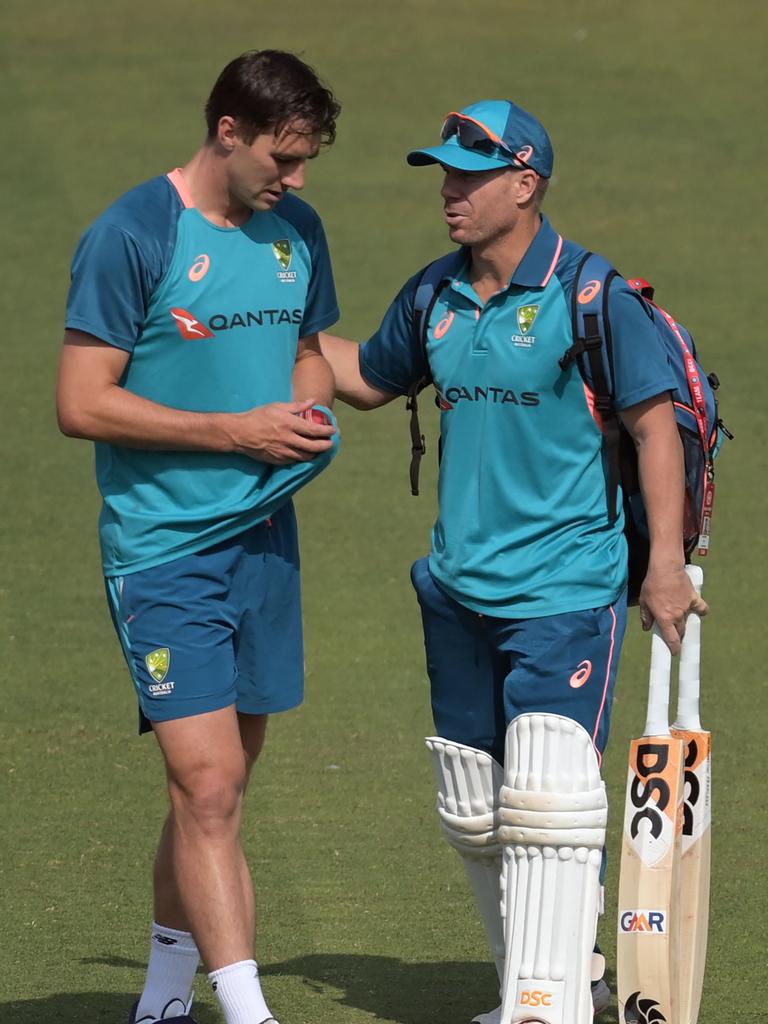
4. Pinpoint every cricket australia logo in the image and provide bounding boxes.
[145,648,170,684]
[272,239,292,269]
[512,304,539,347]
[272,239,297,283]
